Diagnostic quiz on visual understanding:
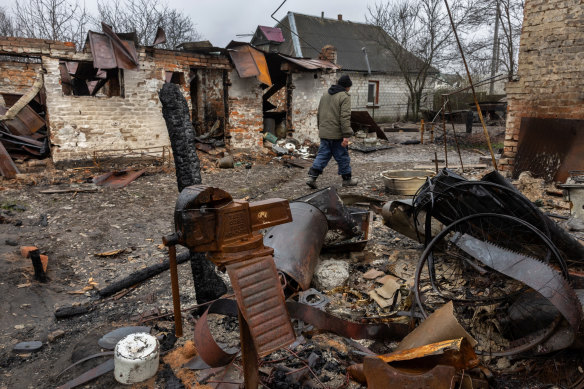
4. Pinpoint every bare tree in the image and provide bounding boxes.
[367,0,482,119]
[462,0,524,81]
[497,0,523,78]
[0,6,16,37]
[95,0,200,49]
[12,0,84,43]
